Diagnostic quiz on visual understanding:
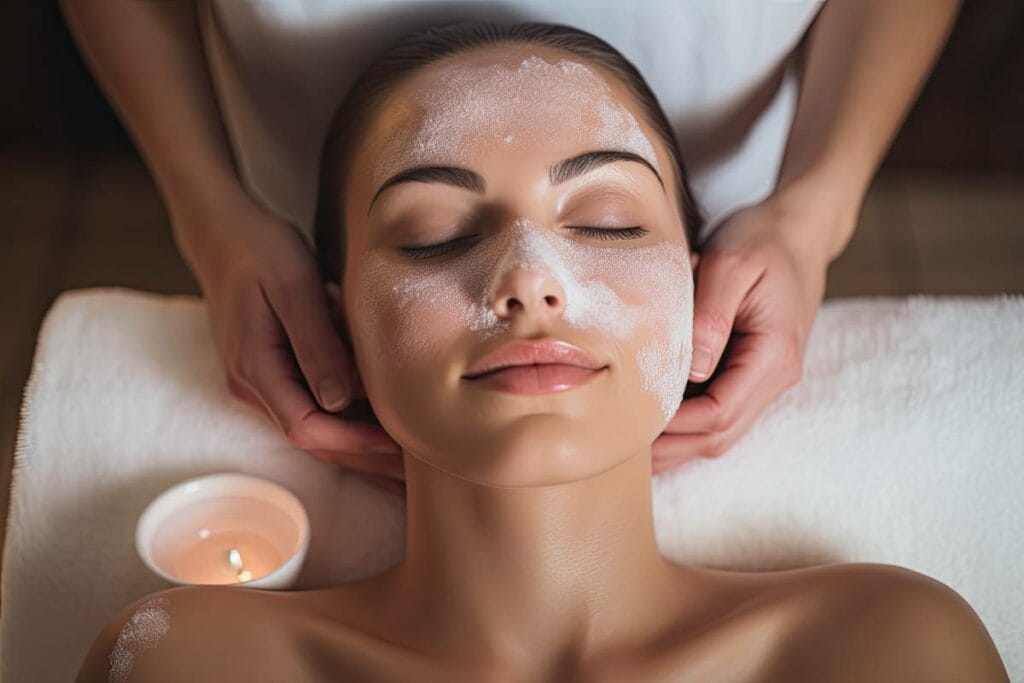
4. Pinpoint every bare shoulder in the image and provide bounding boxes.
[767,562,1009,682]
[76,585,309,682]
[77,588,177,683]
